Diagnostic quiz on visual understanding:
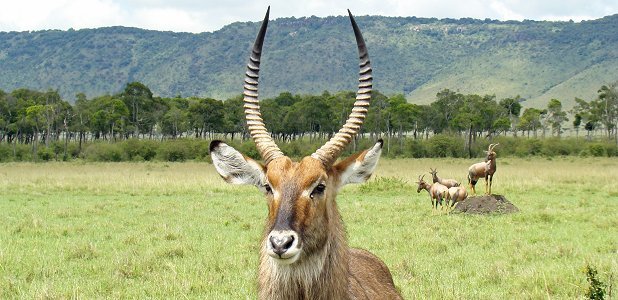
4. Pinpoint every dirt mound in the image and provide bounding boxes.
[453,194,519,214]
